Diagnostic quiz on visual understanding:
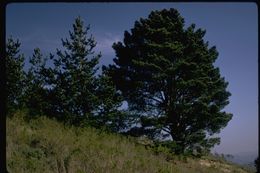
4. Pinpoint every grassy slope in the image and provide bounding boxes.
[7,111,254,173]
